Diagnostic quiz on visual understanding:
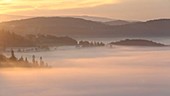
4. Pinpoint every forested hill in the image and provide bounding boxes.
[0,17,170,37]
[0,30,77,47]
[110,39,166,46]
[0,17,112,37]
